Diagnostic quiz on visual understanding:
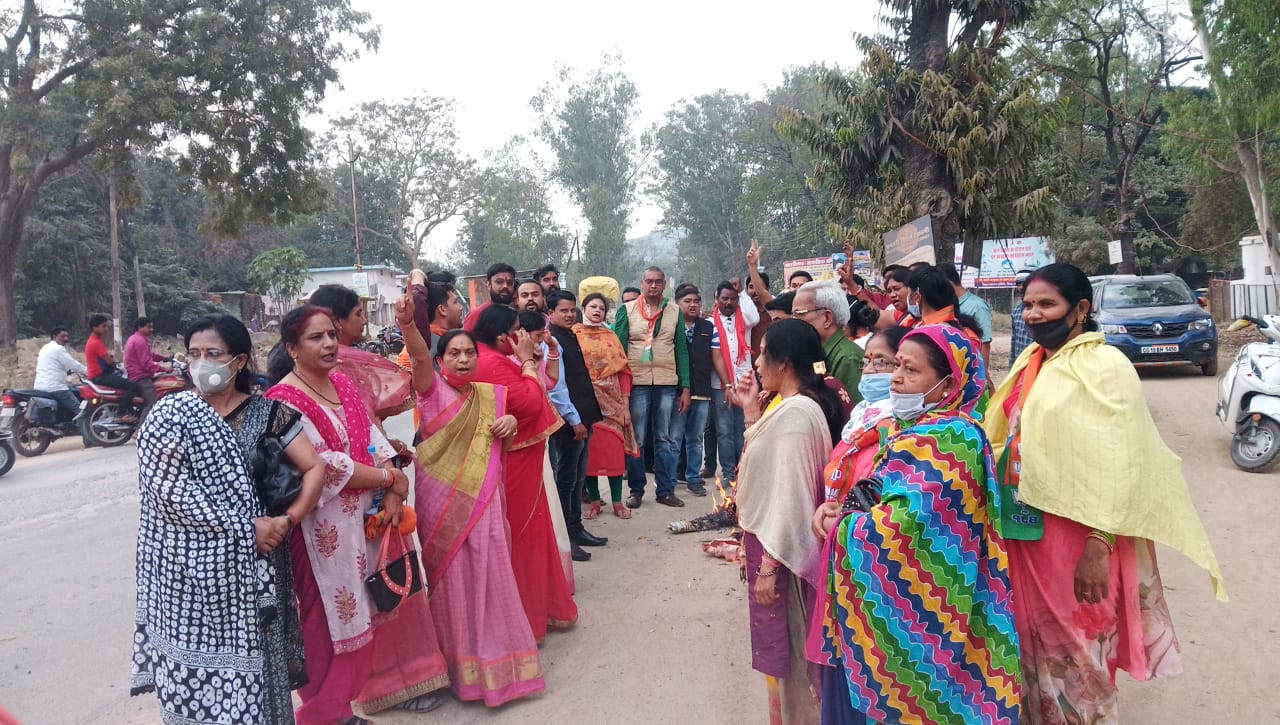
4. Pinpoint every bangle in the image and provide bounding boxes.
[1086,531,1115,554]
[284,511,297,528]
[380,467,392,488]
[546,353,561,360]
[755,567,777,577]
